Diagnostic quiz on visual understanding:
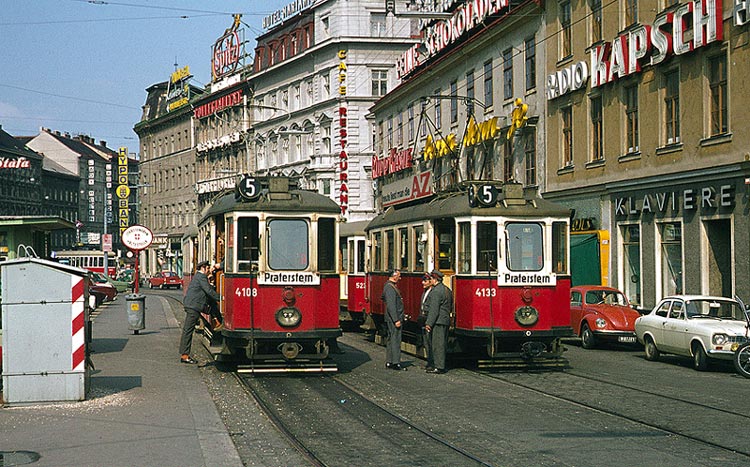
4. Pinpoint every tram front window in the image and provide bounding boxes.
[506,223,543,271]
[237,217,260,272]
[268,218,309,270]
